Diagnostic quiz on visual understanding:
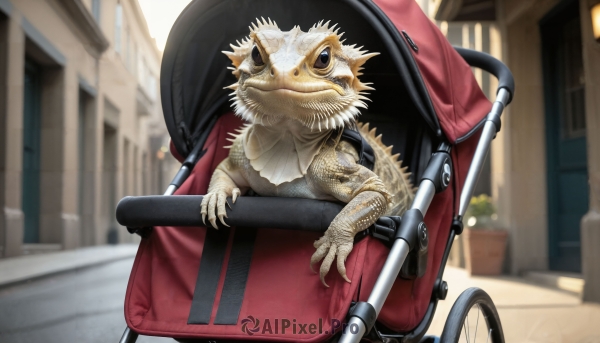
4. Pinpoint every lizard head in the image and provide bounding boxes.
[223,18,378,131]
